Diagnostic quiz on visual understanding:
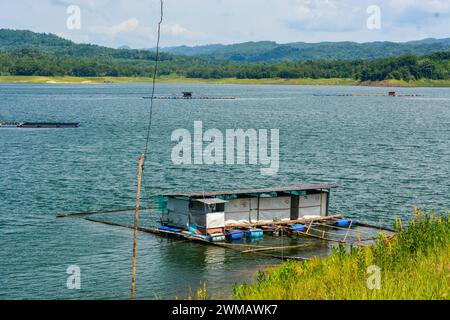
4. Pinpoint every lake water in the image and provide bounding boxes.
[0,83,449,299]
